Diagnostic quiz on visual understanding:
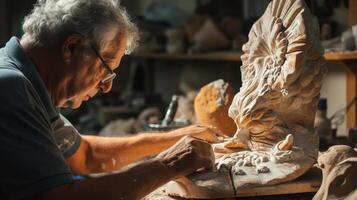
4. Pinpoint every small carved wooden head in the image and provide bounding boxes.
[314,145,357,200]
